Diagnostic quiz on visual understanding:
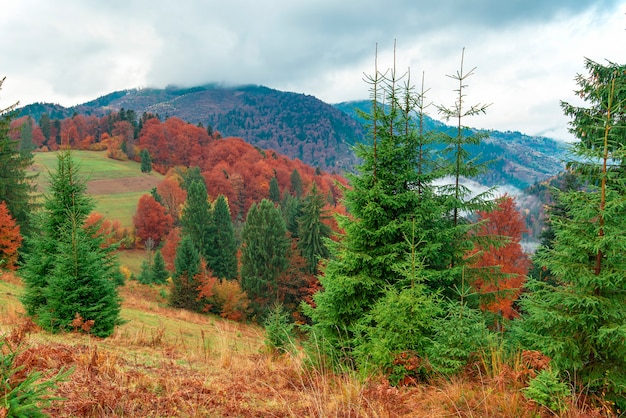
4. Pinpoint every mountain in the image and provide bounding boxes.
[19,84,568,188]
[334,101,569,190]
[19,84,363,172]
